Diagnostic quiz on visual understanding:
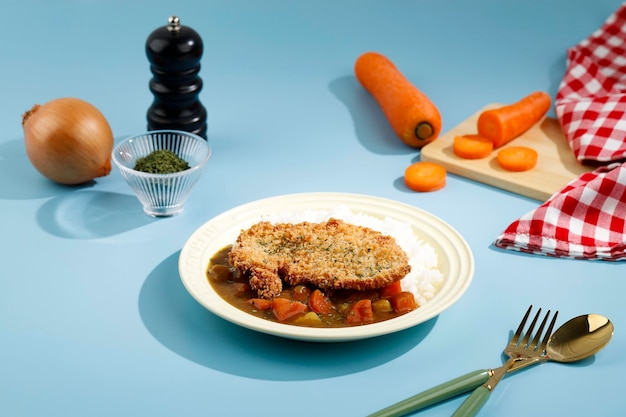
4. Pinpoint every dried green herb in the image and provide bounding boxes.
[134,150,190,174]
